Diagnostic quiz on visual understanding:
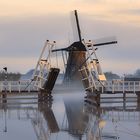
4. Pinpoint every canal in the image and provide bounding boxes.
[0,90,140,140]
